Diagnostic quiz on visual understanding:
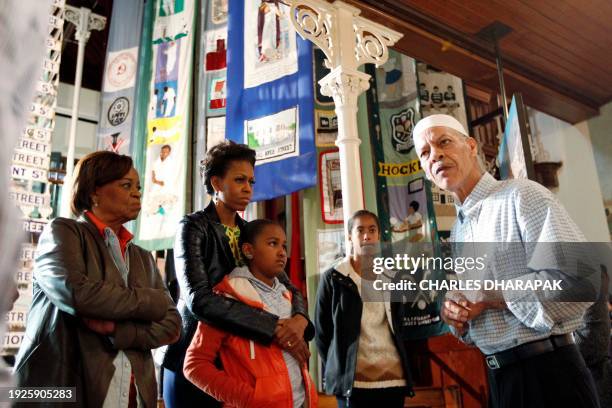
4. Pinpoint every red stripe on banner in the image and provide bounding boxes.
[289,192,305,296]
